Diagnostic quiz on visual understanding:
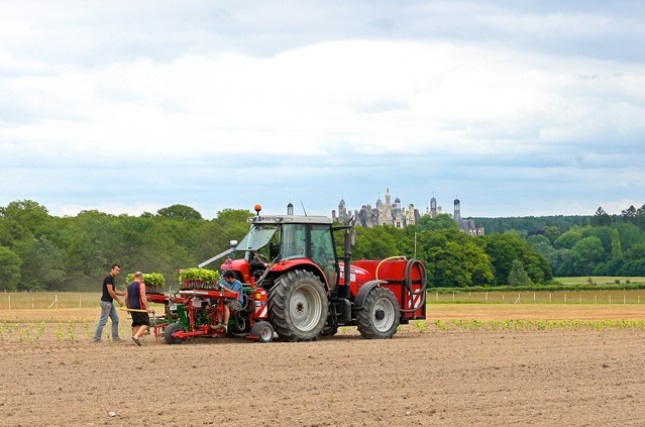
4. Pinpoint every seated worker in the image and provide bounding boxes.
[218,270,244,333]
